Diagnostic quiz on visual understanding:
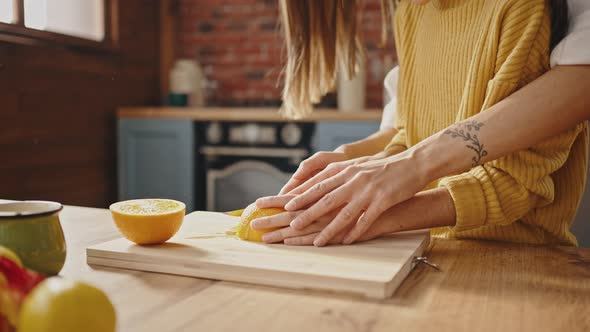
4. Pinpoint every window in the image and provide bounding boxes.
[0,0,15,24]
[0,0,116,49]
[24,0,105,41]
